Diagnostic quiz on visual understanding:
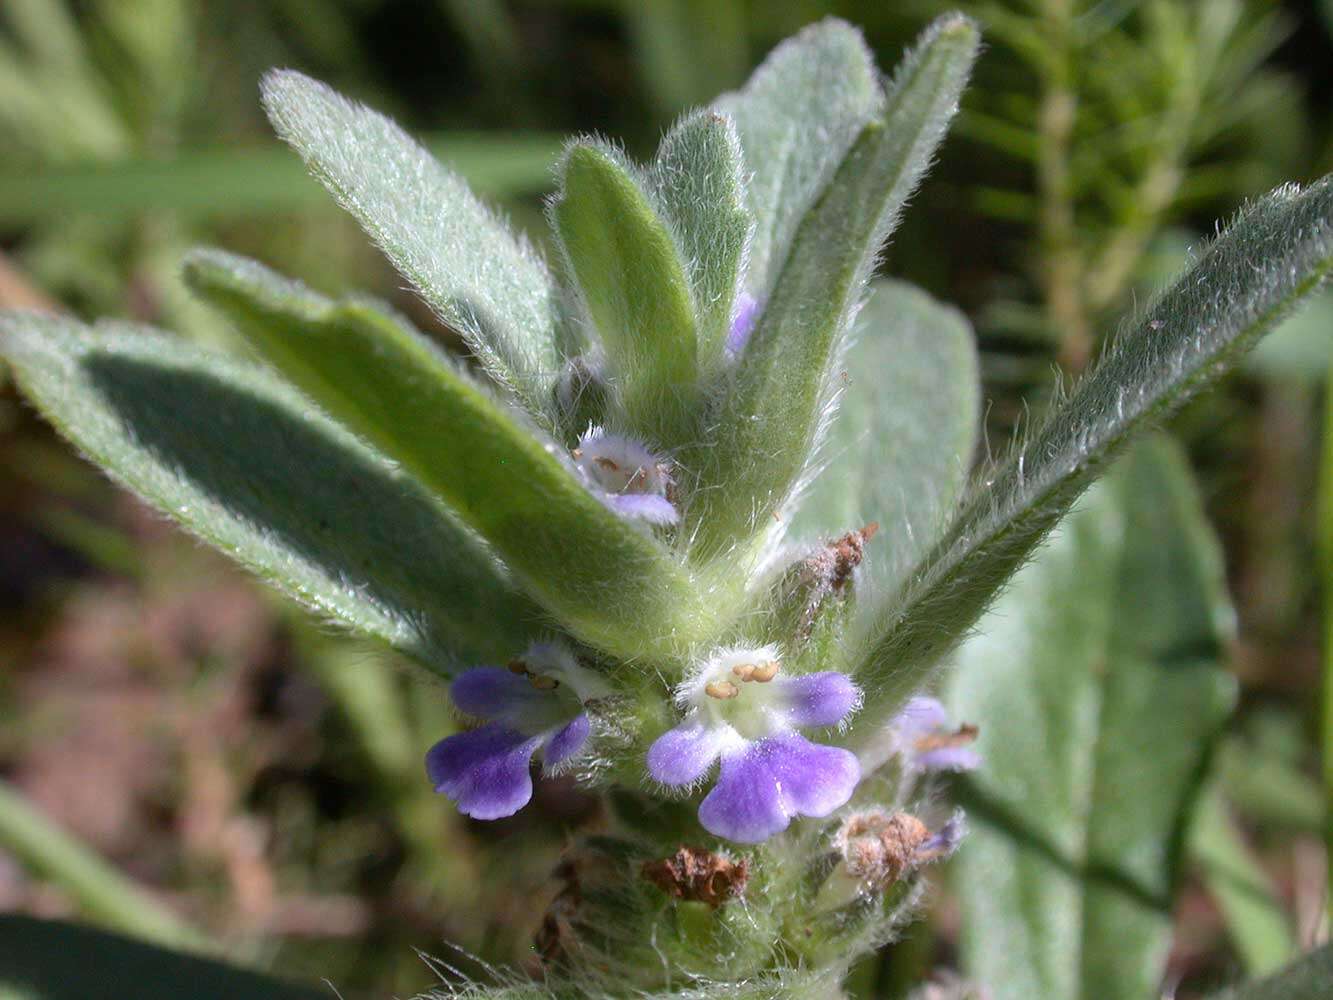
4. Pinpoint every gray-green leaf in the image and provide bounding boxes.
[176,251,711,662]
[851,176,1333,734]
[947,436,1237,1000]
[0,312,540,670]
[651,109,751,367]
[551,141,700,445]
[789,279,979,600]
[691,15,980,552]
[713,17,882,305]
[260,69,563,417]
